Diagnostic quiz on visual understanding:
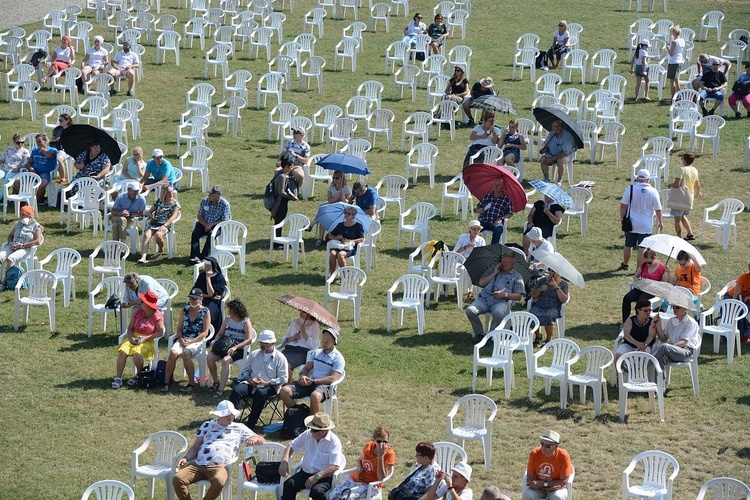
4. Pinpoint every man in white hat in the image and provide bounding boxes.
[424,461,473,500]
[462,76,495,126]
[619,169,662,271]
[228,329,289,429]
[522,430,573,499]
[279,411,345,500]
[280,329,344,415]
[140,148,178,189]
[173,400,265,500]
[110,180,146,243]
